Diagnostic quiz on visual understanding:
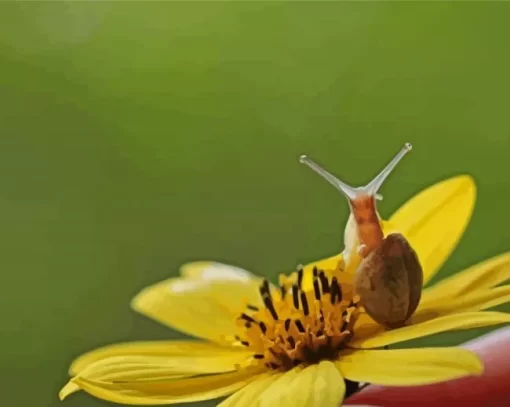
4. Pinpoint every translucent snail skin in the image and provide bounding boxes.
[300,143,423,329]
